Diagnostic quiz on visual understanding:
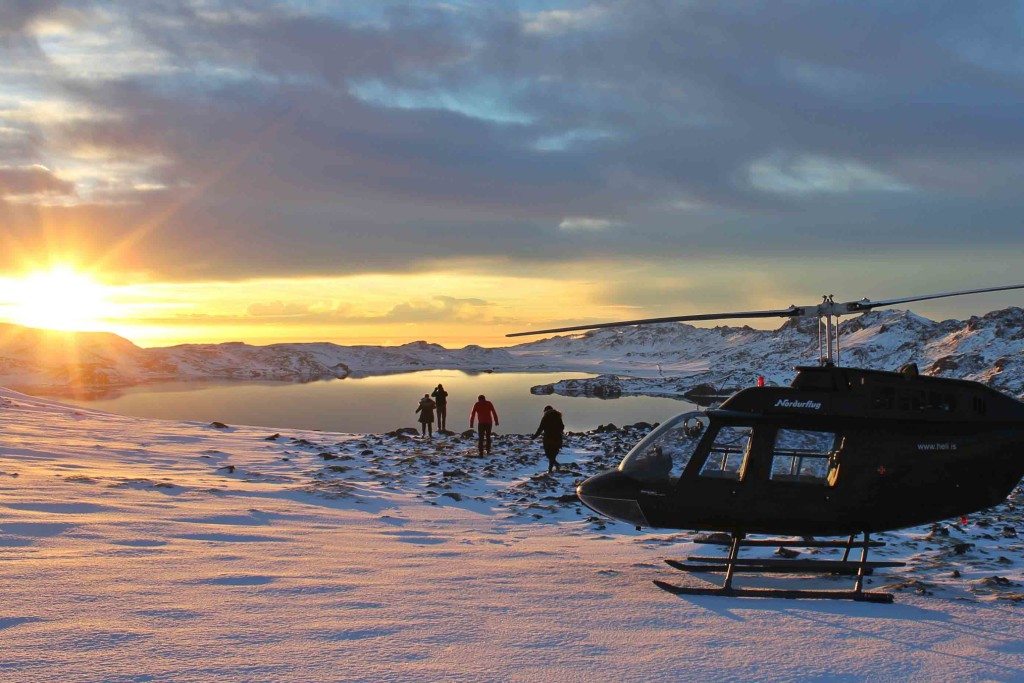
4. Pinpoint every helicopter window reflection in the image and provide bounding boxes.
[618,413,708,482]
[770,429,837,484]
[699,426,752,480]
